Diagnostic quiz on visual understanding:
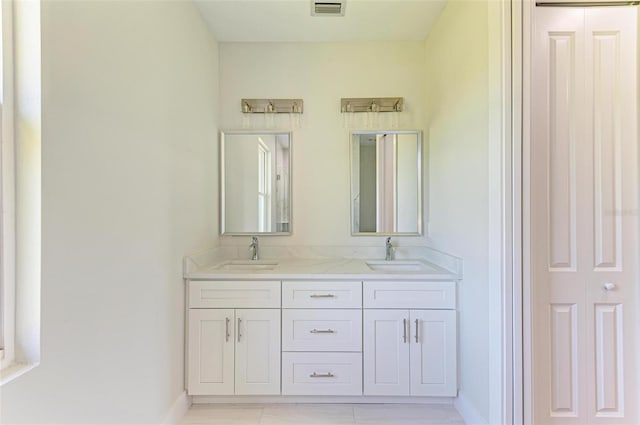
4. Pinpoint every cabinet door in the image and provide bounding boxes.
[235,309,281,395]
[409,310,457,396]
[187,309,235,395]
[363,309,410,395]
